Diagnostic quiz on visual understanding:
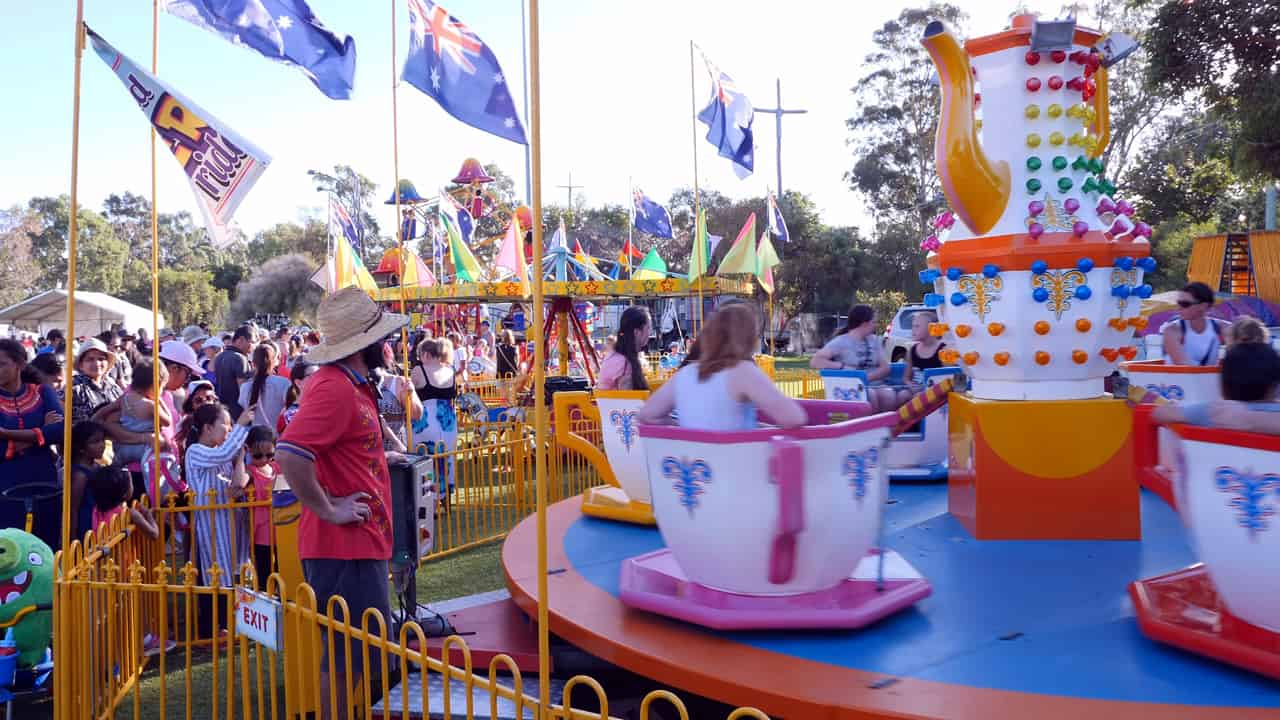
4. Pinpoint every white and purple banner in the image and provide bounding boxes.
[88,25,271,247]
